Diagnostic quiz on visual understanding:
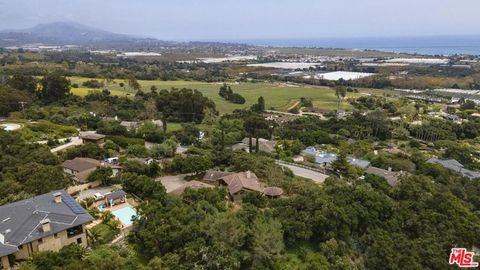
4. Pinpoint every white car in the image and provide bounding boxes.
[93,193,104,200]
